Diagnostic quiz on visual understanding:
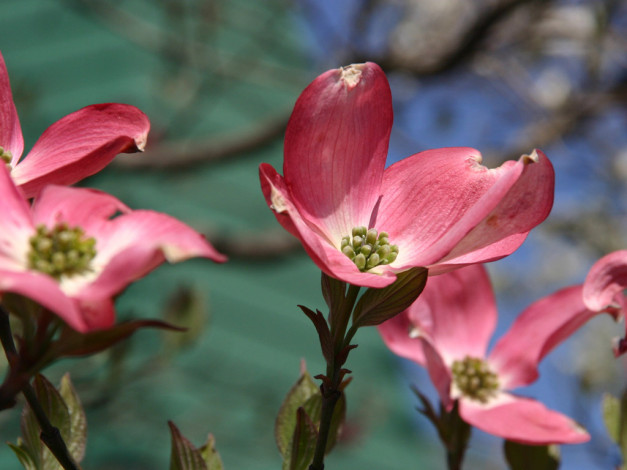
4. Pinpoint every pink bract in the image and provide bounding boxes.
[582,250,627,355]
[378,264,593,444]
[0,51,150,198]
[259,62,555,288]
[0,165,226,332]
